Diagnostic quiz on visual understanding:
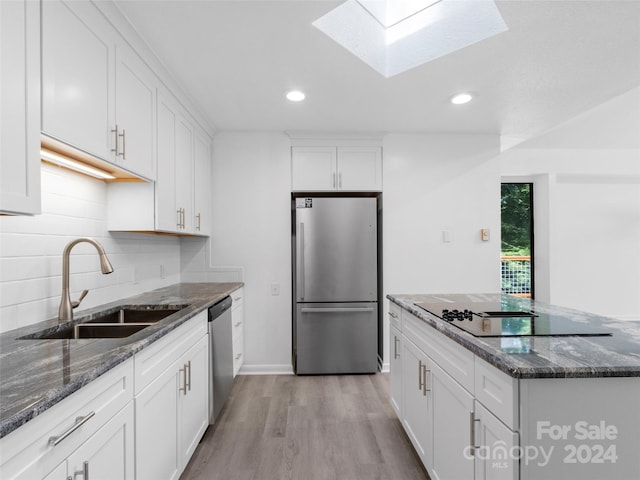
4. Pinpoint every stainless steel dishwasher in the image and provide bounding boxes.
[208,295,233,424]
